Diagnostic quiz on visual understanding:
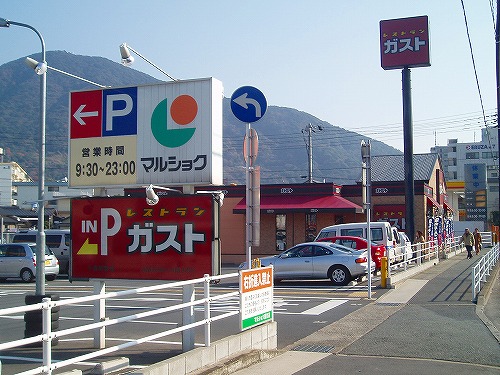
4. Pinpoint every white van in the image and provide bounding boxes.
[315,222,396,259]
[13,229,71,274]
